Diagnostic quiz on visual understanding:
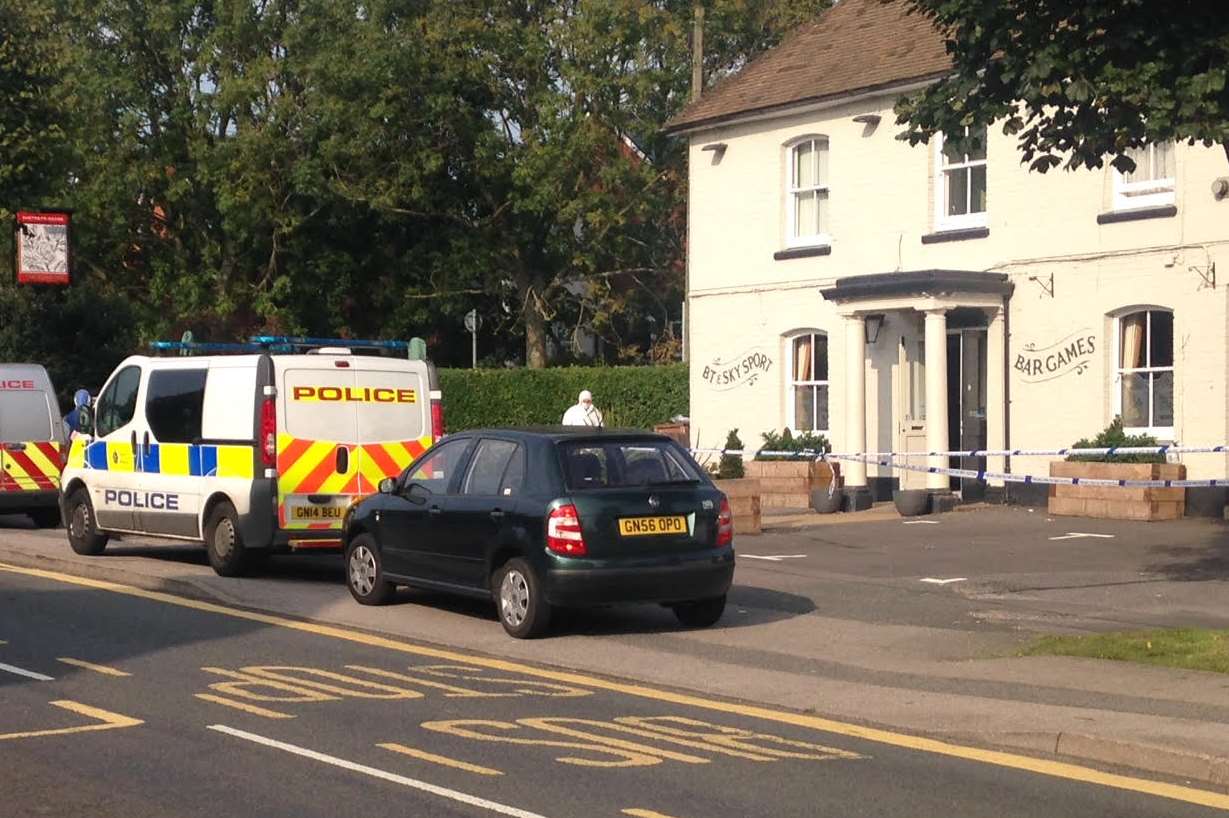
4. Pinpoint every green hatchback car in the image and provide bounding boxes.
[342,428,736,638]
